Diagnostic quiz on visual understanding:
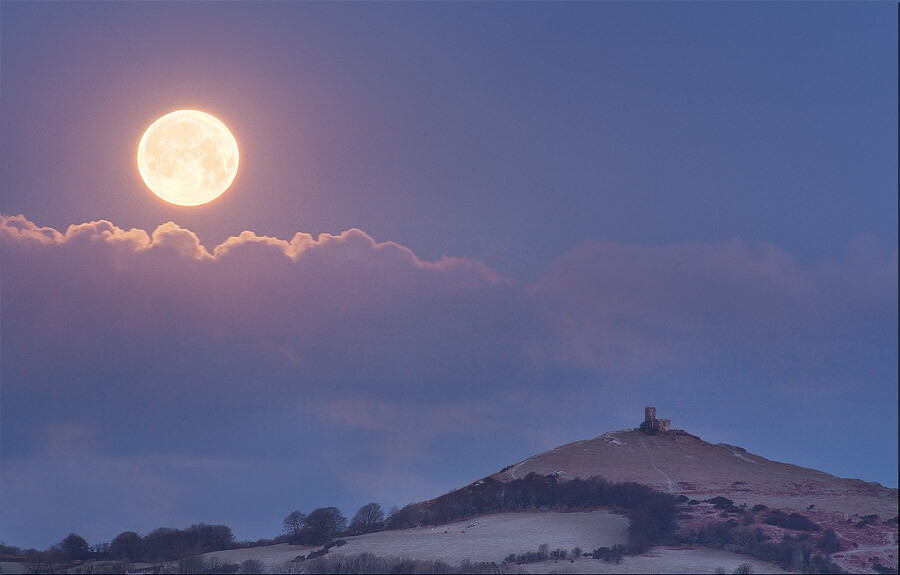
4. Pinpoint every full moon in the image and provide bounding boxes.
[137,110,239,206]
